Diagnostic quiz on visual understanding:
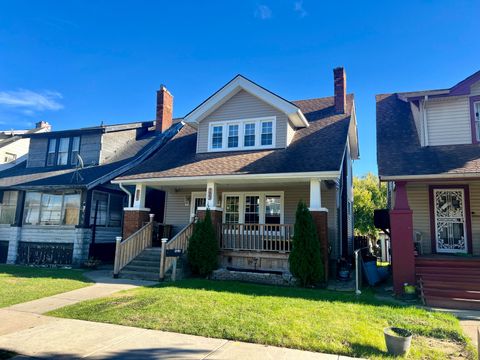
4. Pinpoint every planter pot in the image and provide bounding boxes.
[384,327,412,356]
